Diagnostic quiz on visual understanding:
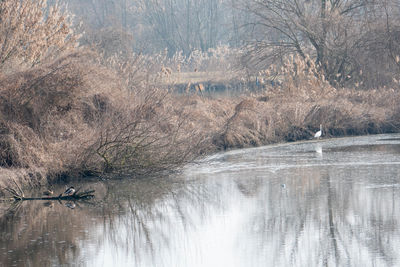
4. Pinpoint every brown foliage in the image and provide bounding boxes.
[0,51,209,188]
[0,52,89,131]
[1,47,400,189]
[207,55,400,149]
[0,0,78,70]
